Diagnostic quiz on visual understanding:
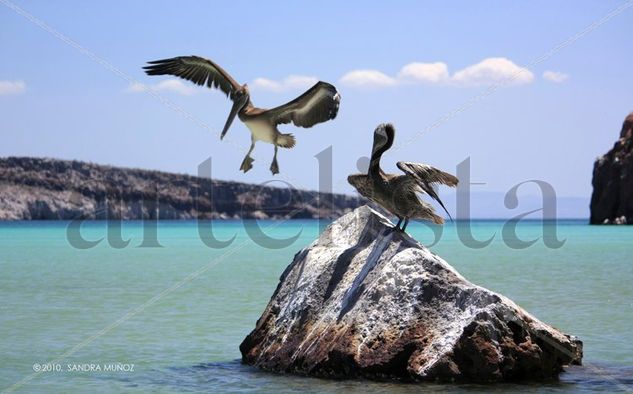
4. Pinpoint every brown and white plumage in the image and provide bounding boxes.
[396,161,458,221]
[396,162,459,189]
[348,123,458,231]
[348,172,443,225]
[143,55,340,175]
[268,81,340,128]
